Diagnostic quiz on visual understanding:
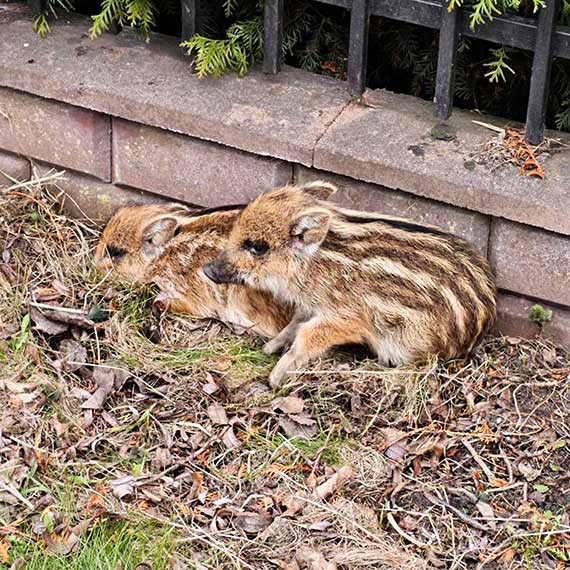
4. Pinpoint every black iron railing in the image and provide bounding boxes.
[263,0,568,144]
